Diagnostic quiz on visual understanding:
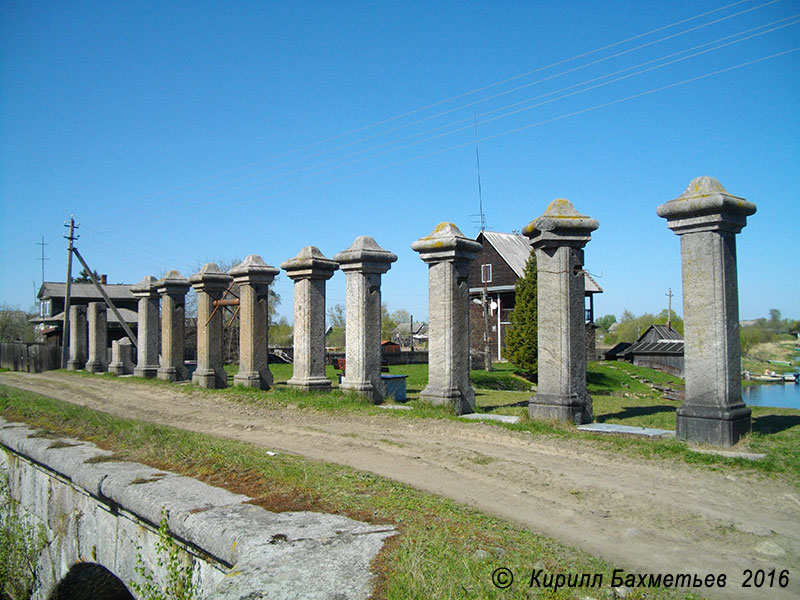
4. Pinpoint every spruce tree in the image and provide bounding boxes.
[505,250,537,378]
